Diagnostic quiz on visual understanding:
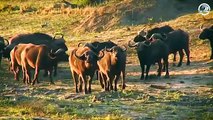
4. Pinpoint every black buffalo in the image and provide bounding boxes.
[145,25,174,39]
[150,29,190,67]
[128,40,169,80]
[133,25,178,64]
[199,25,213,59]
[0,36,9,66]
